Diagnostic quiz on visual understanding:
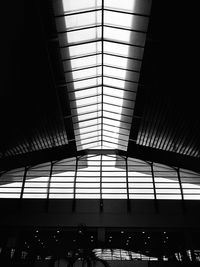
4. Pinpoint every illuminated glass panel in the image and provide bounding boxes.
[54,0,151,150]
[1,155,200,200]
